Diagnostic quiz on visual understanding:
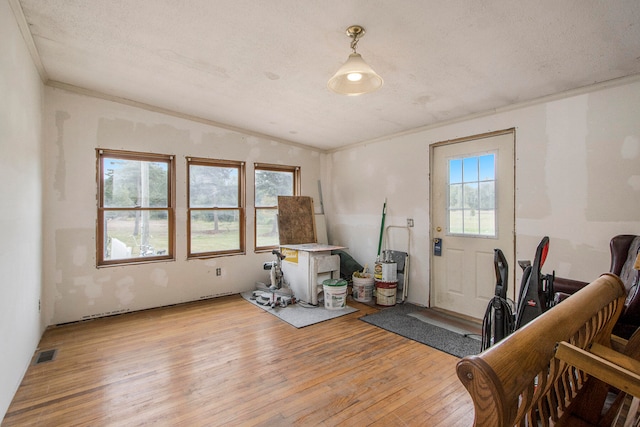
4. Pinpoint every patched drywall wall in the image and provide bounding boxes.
[324,79,640,307]
[0,0,45,419]
[43,87,323,325]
